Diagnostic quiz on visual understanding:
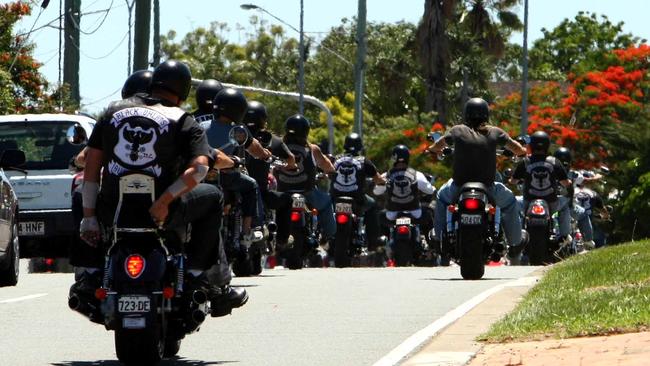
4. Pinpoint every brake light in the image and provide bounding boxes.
[464,198,480,211]
[447,205,457,213]
[45,258,55,266]
[95,288,108,300]
[125,254,145,279]
[531,204,546,215]
[397,225,410,235]
[163,286,175,299]
[575,232,583,241]
[336,213,349,225]
[290,211,302,222]
[488,206,497,215]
